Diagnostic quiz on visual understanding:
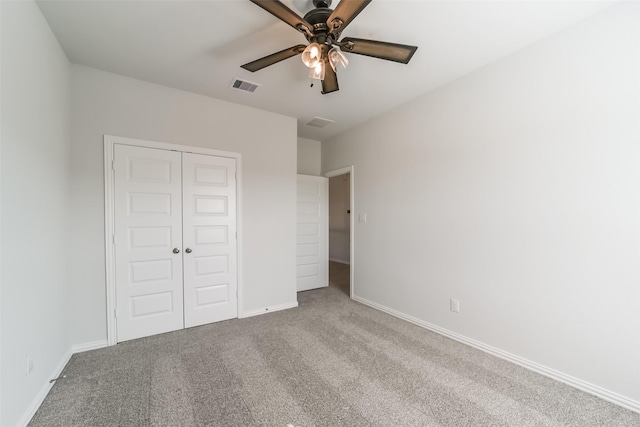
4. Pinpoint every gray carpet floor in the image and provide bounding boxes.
[30,263,639,426]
